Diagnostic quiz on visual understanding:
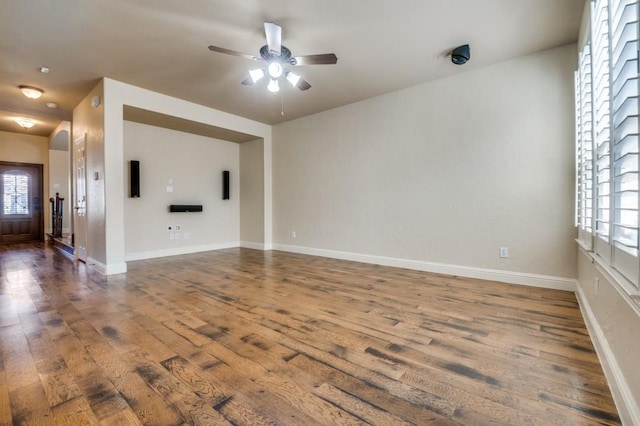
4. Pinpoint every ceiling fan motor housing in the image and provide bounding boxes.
[260,45,292,62]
